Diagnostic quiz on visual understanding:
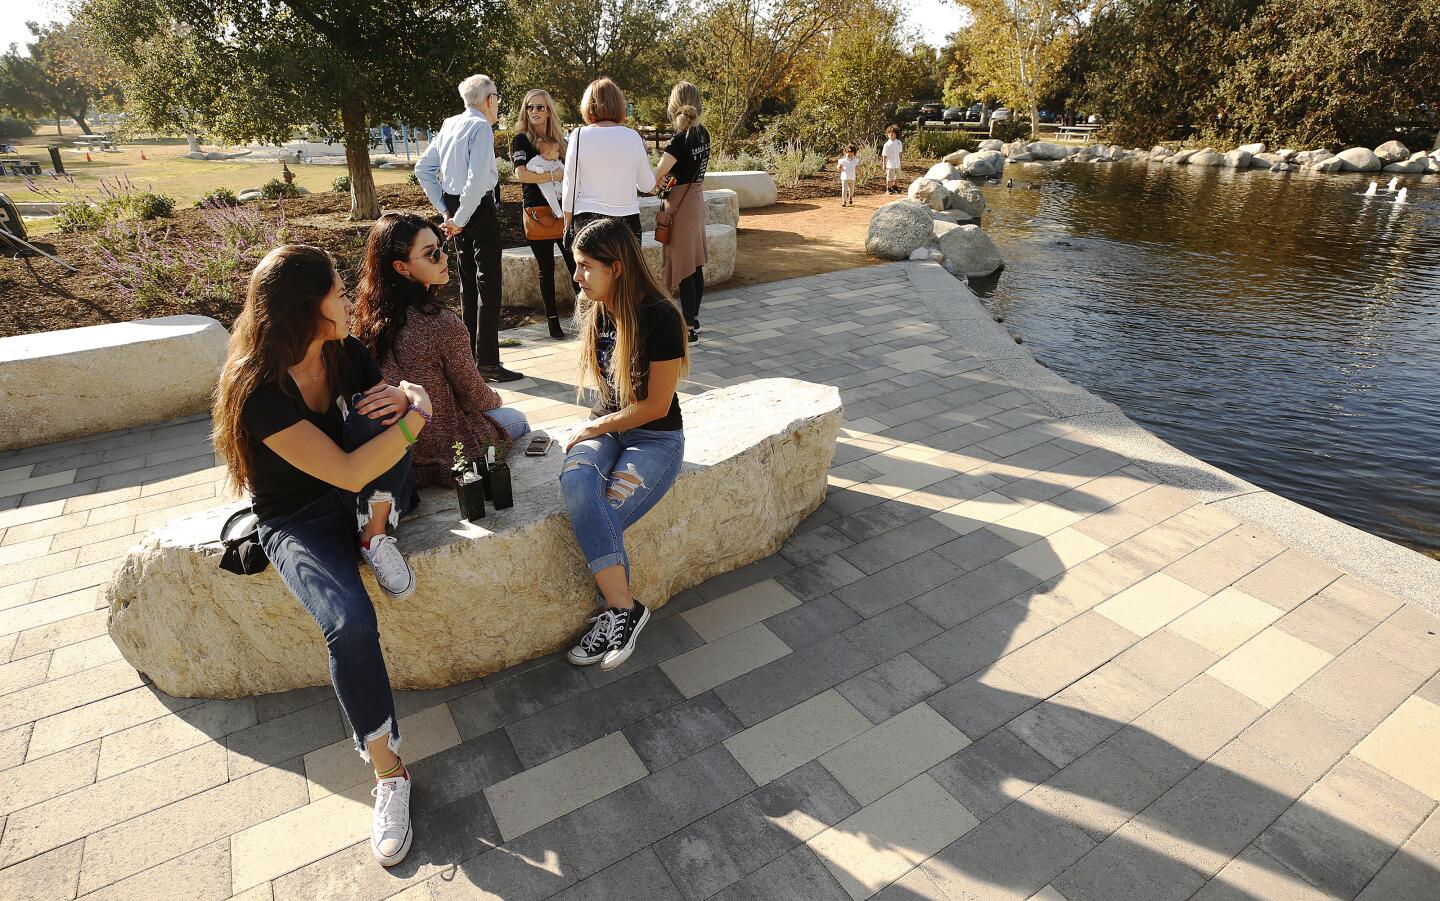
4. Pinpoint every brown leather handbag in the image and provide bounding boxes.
[523,203,564,241]
[655,179,691,245]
